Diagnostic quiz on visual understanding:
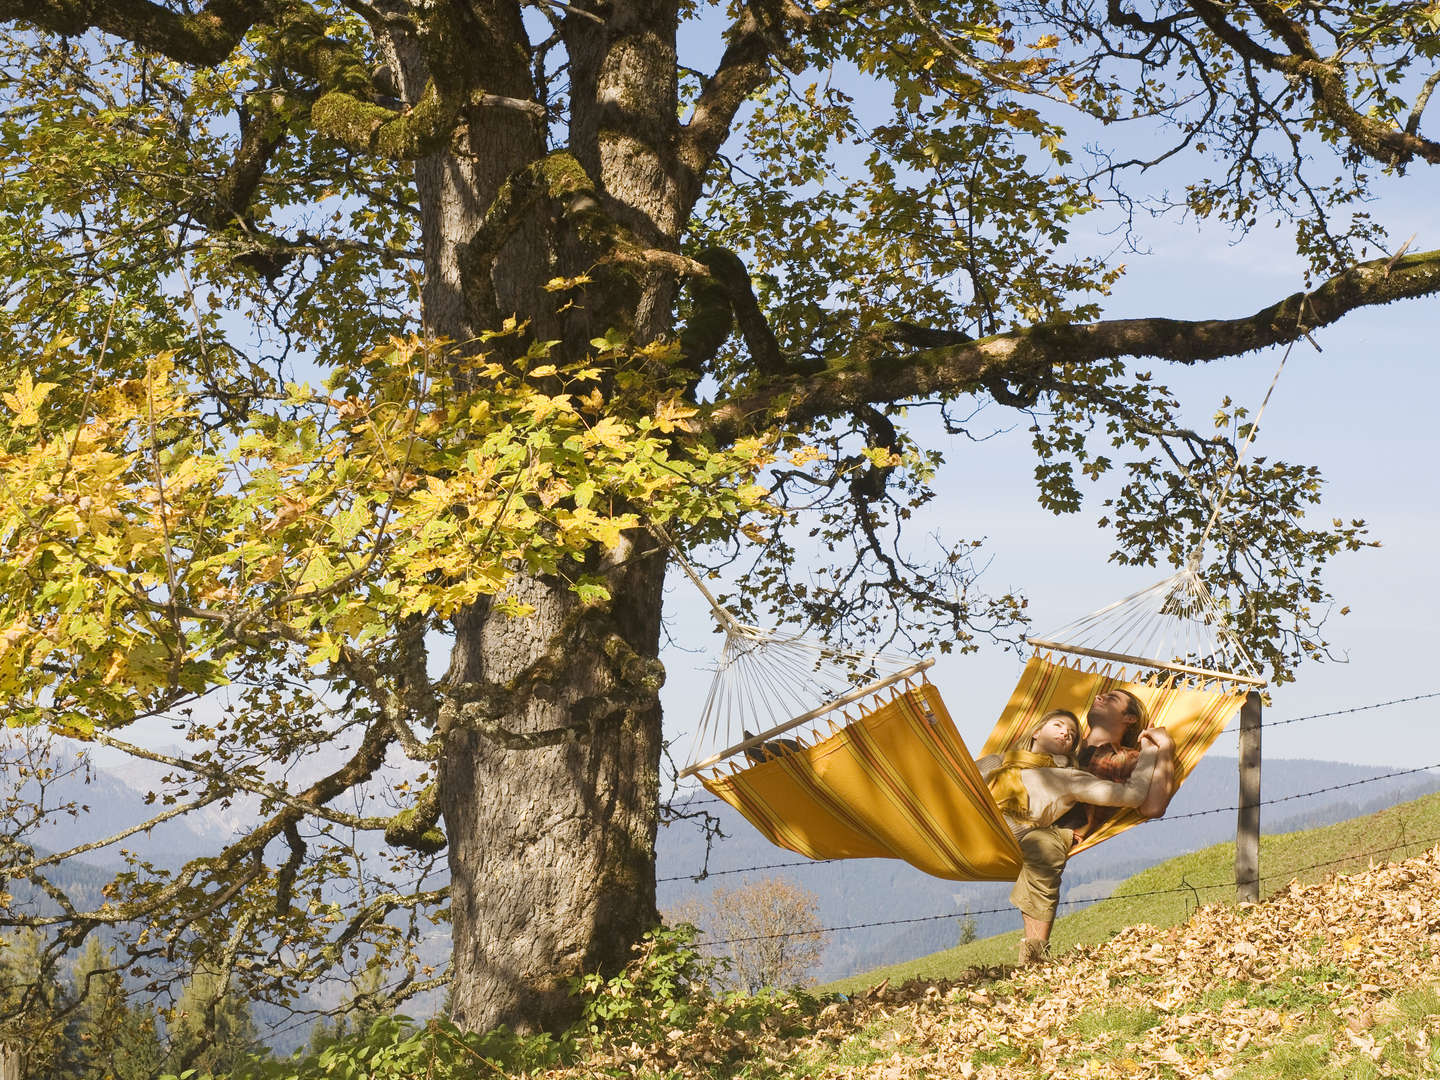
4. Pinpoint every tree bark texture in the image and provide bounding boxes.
[441,550,666,1032]
[394,0,687,1034]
